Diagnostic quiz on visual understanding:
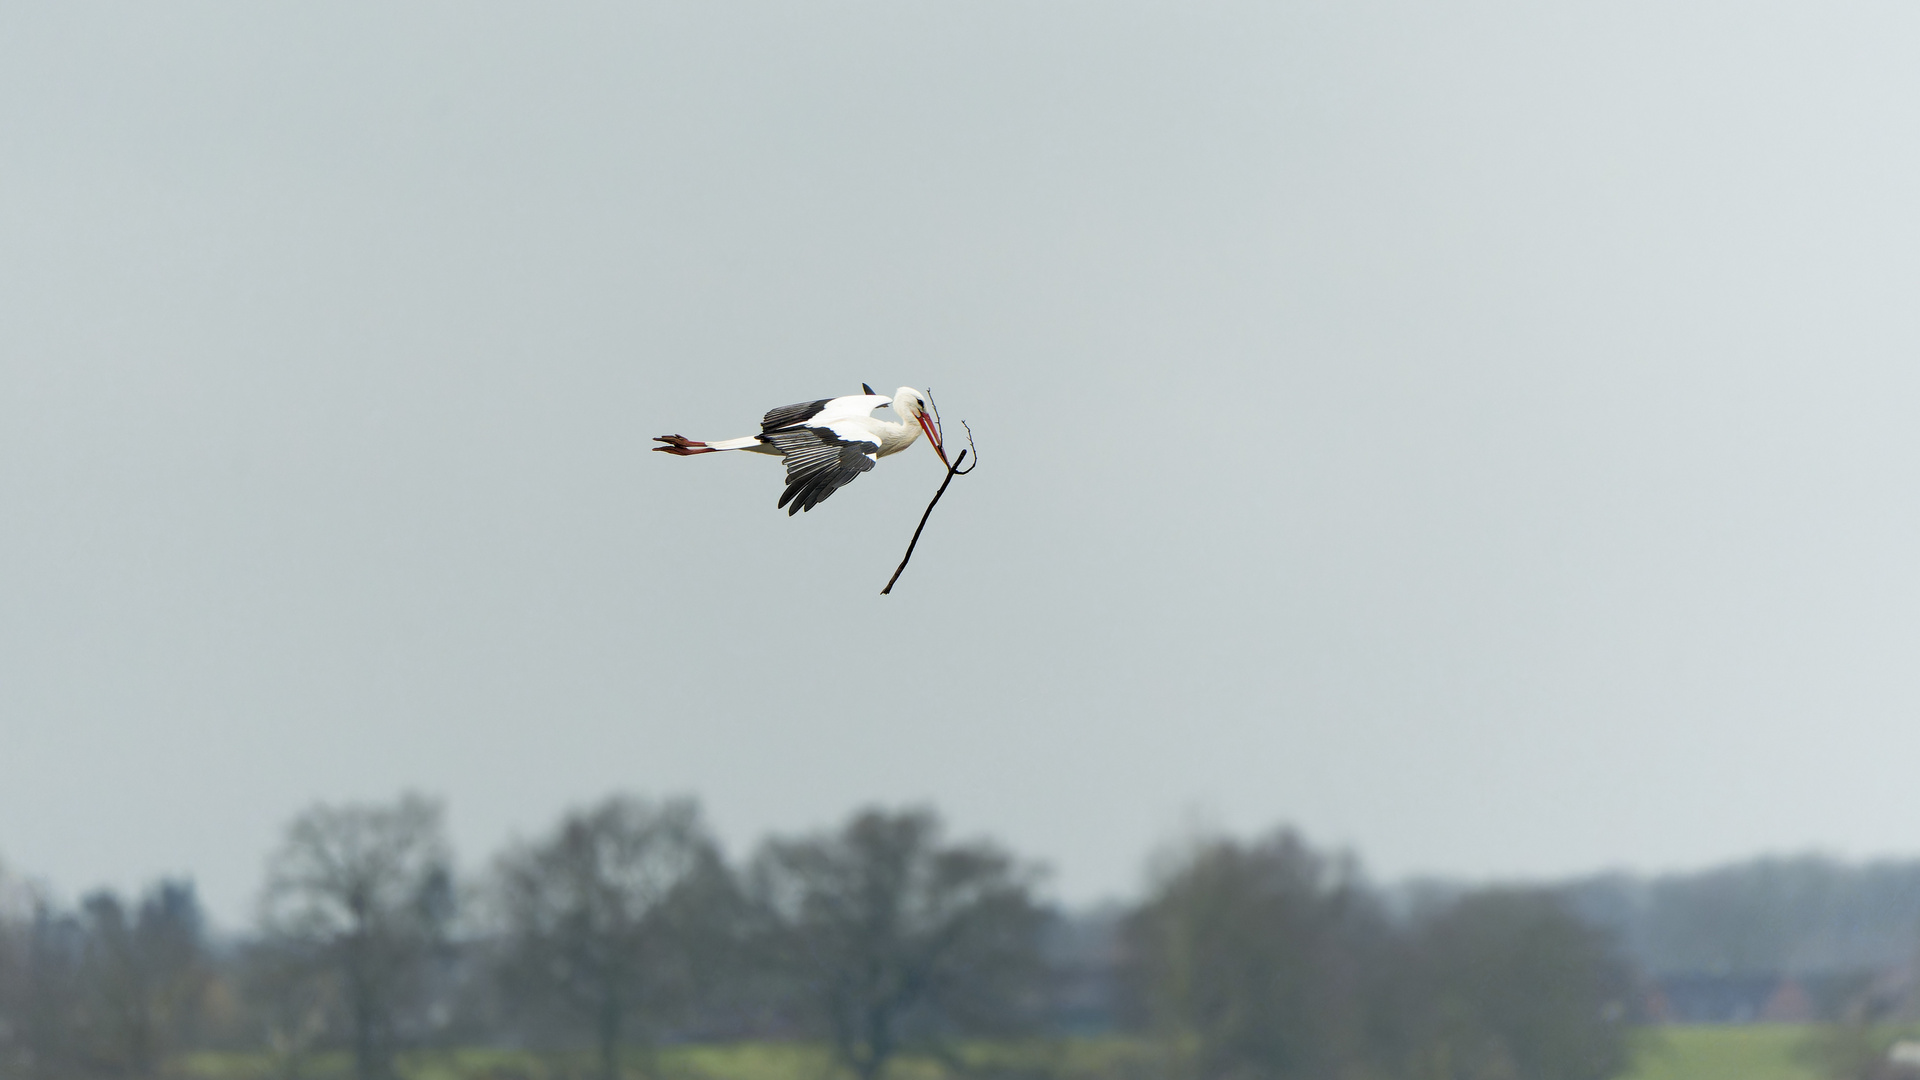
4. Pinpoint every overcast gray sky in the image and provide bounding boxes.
[4,3,1920,926]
